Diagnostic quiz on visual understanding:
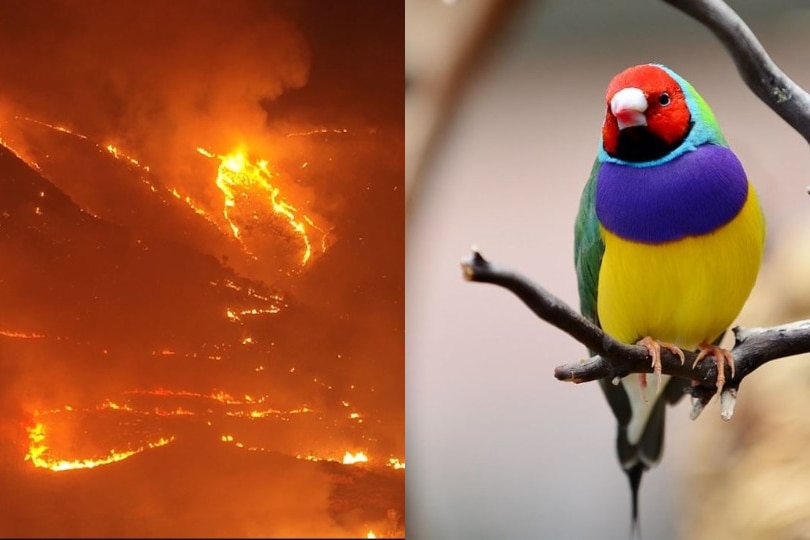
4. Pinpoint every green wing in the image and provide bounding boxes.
[574,159,635,424]
[574,159,605,328]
